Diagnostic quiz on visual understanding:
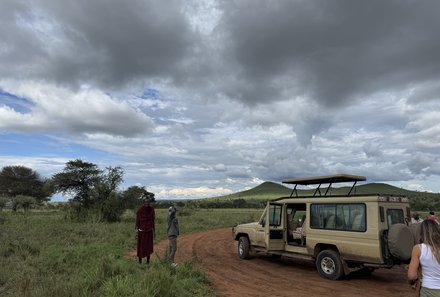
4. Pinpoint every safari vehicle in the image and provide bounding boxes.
[232,174,416,280]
